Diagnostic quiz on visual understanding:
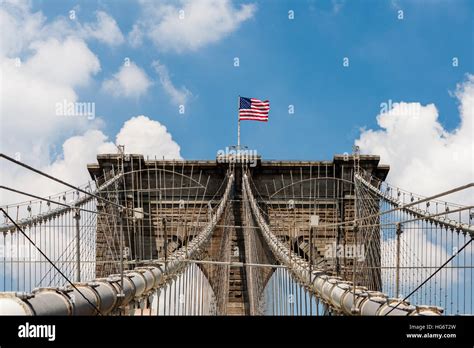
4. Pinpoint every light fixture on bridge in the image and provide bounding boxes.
[133,207,144,220]
[288,199,295,210]
[310,215,320,227]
